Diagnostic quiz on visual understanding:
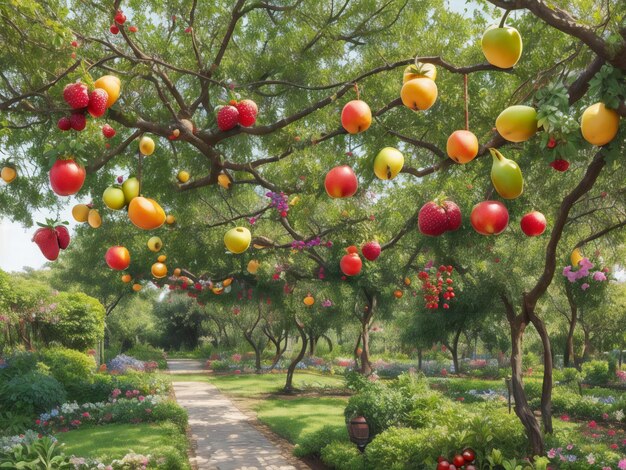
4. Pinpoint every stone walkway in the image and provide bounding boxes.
[167,359,303,470]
